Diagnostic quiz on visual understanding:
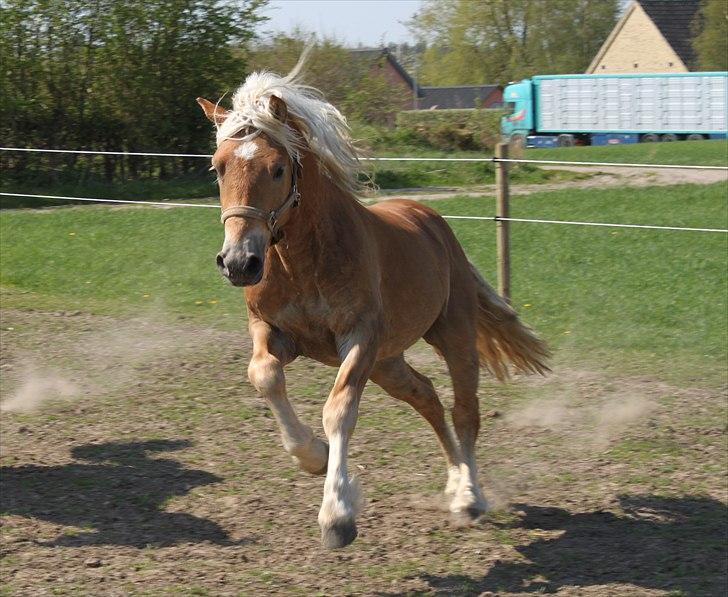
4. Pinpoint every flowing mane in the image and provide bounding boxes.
[216,67,363,195]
